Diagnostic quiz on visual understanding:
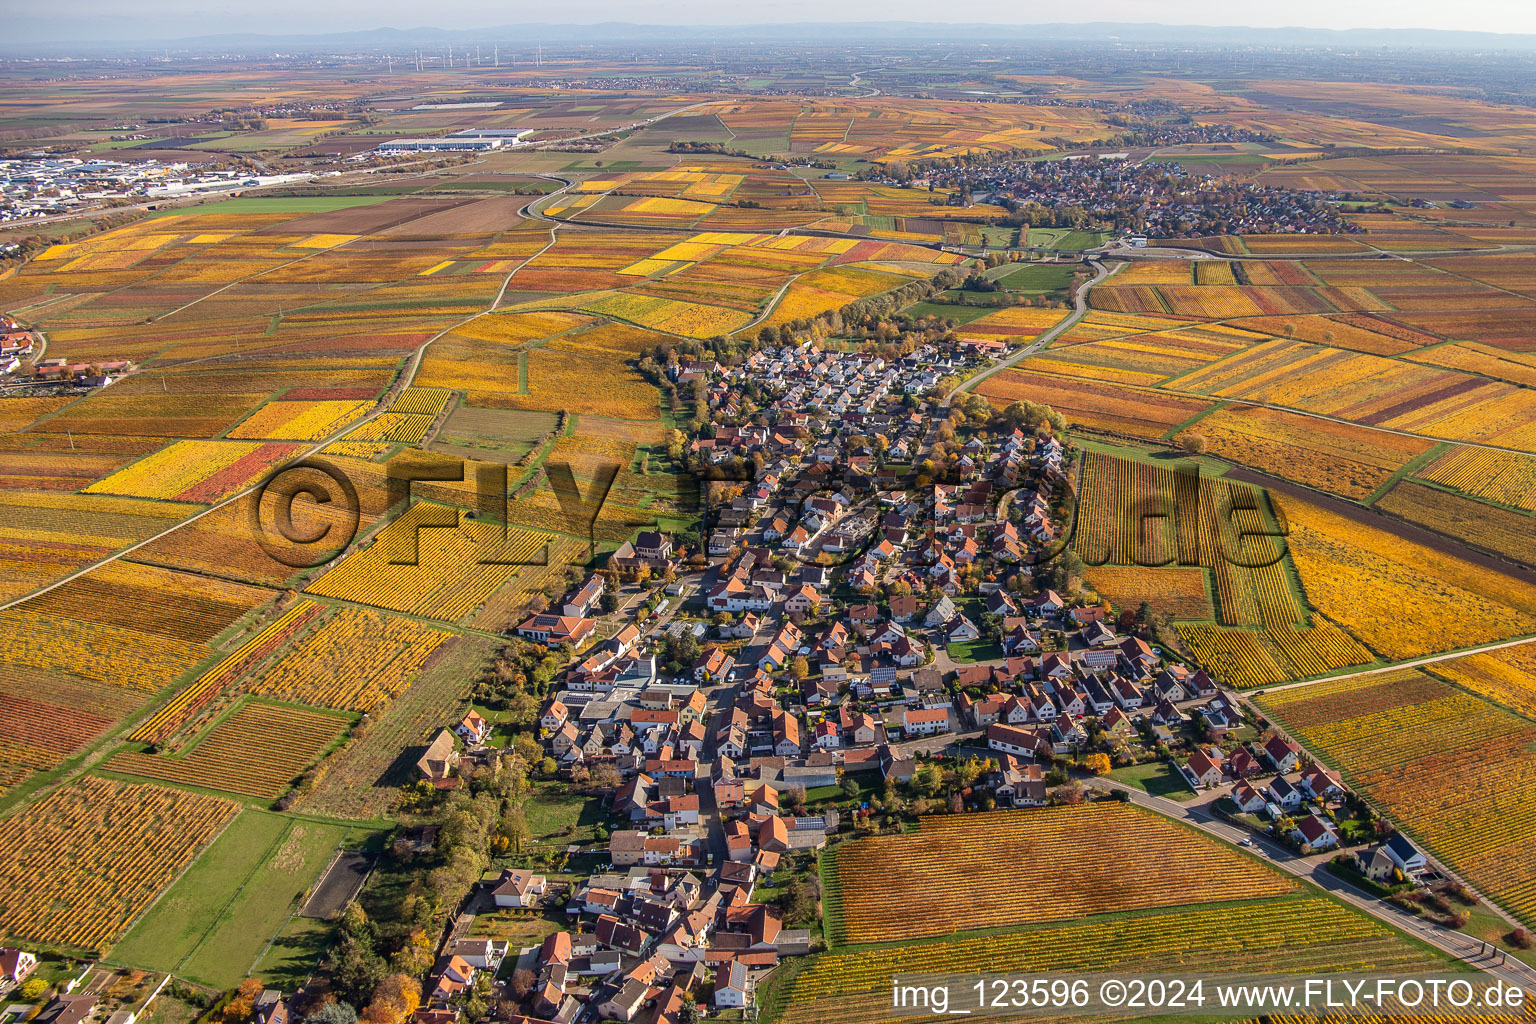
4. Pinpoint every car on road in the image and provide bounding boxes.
[1238,838,1253,847]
